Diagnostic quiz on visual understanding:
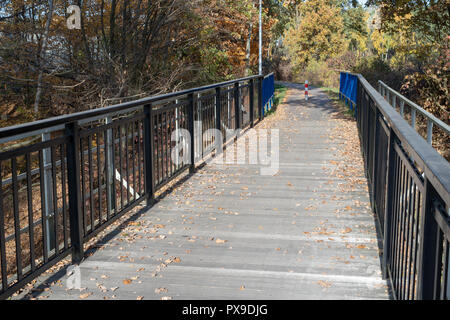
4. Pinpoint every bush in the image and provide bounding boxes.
[296,59,339,88]
[352,56,404,90]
